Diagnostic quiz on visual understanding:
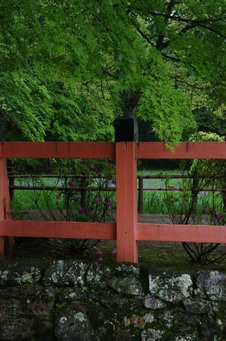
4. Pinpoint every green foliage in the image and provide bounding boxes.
[1,72,52,141]
[189,132,226,189]
[2,0,226,144]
